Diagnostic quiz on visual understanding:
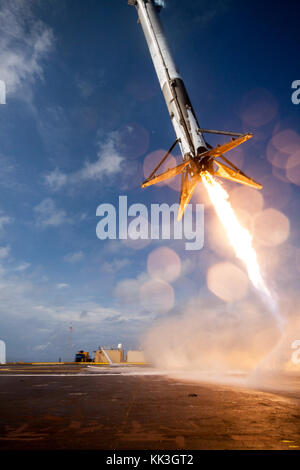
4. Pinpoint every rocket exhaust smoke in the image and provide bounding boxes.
[201,172,284,331]
[143,174,290,381]
[142,172,300,391]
